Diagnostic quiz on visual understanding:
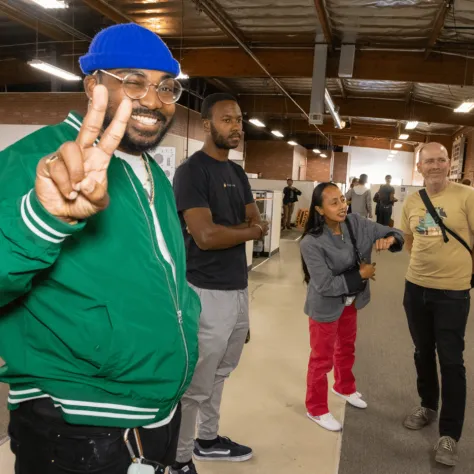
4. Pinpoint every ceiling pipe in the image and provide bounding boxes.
[189,0,329,142]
